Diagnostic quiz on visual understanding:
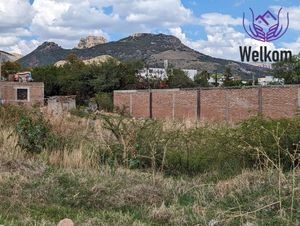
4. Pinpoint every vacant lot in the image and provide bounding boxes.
[0,105,299,225]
